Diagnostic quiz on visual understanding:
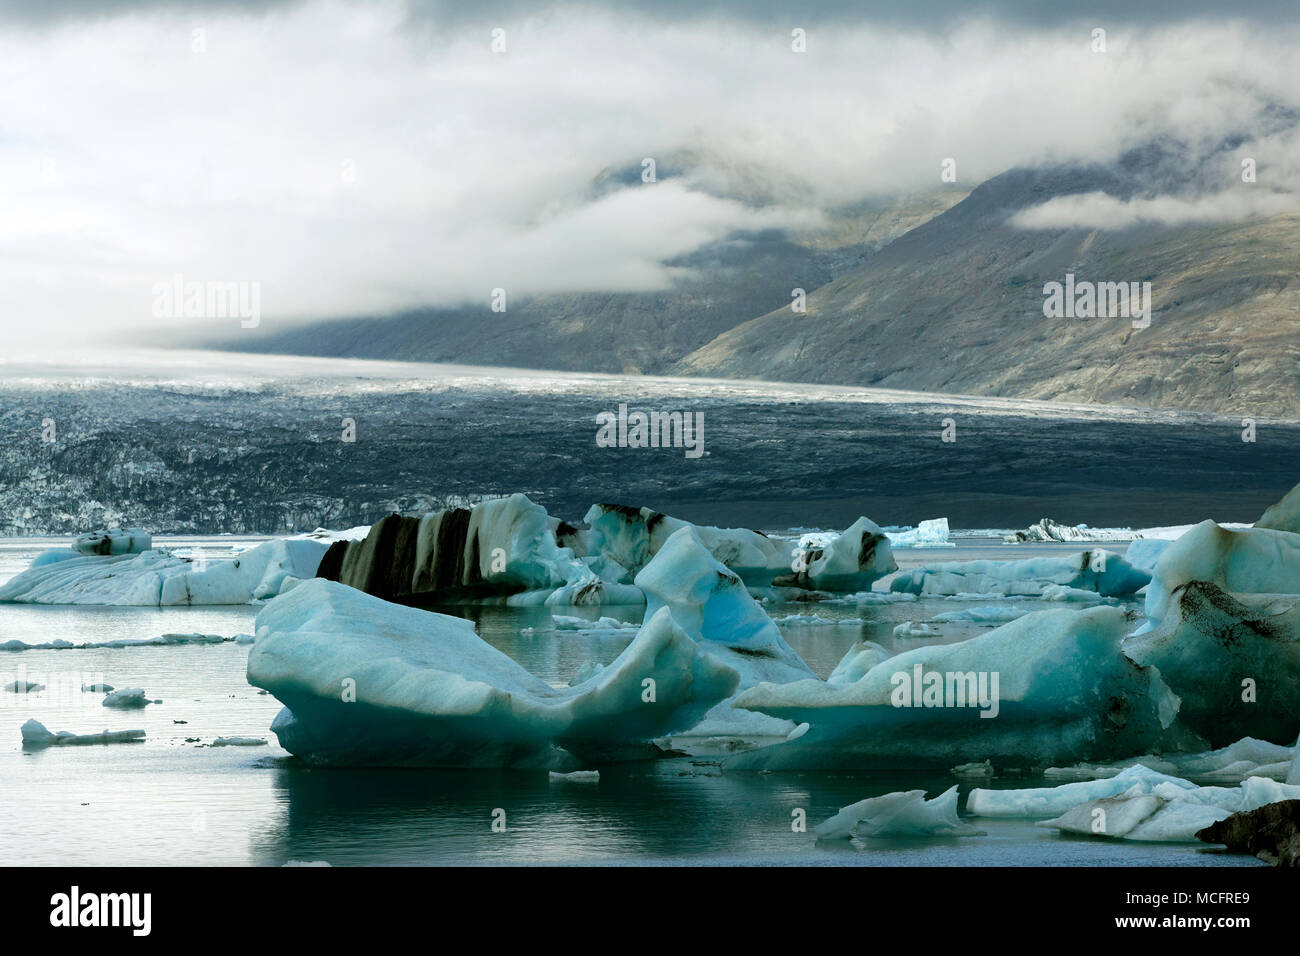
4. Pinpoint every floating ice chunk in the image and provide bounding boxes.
[827,641,892,685]
[3,680,44,693]
[316,495,588,602]
[634,527,813,687]
[773,614,862,627]
[892,621,939,638]
[1037,790,1231,842]
[74,528,152,556]
[549,770,599,783]
[967,765,1197,817]
[81,683,114,693]
[778,517,898,592]
[247,579,738,767]
[890,551,1148,599]
[1046,737,1296,784]
[886,518,954,548]
[726,607,1186,771]
[815,786,983,840]
[0,538,328,606]
[210,737,267,747]
[102,688,156,708]
[552,615,638,631]
[1143,520,1300,628]
[570,661,605,685]
[1124,582,1300,746]
[952,760,994,778]
[1125,538,1172,575]
[1039,584,1114,604]
[235,633,255,645]
[583,503,790,586]
[1255,481,1300,534]
[1003,519,1136,544]
[20,719,145,747]
[930,606,1027,624]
